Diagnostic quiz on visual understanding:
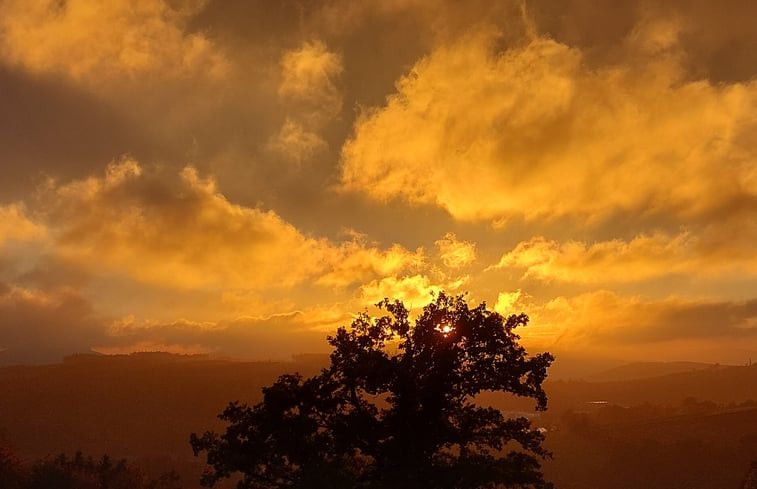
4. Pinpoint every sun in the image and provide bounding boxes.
[435,322,454,336]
